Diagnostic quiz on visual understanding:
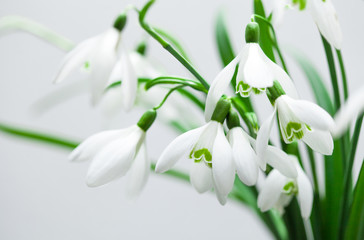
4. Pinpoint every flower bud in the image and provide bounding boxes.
[245,22,260,43]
